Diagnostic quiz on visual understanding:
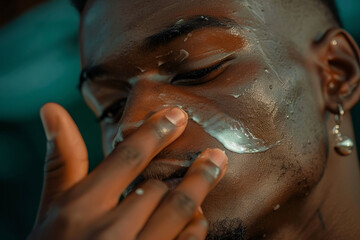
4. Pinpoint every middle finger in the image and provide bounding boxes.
[137,148,228,240]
